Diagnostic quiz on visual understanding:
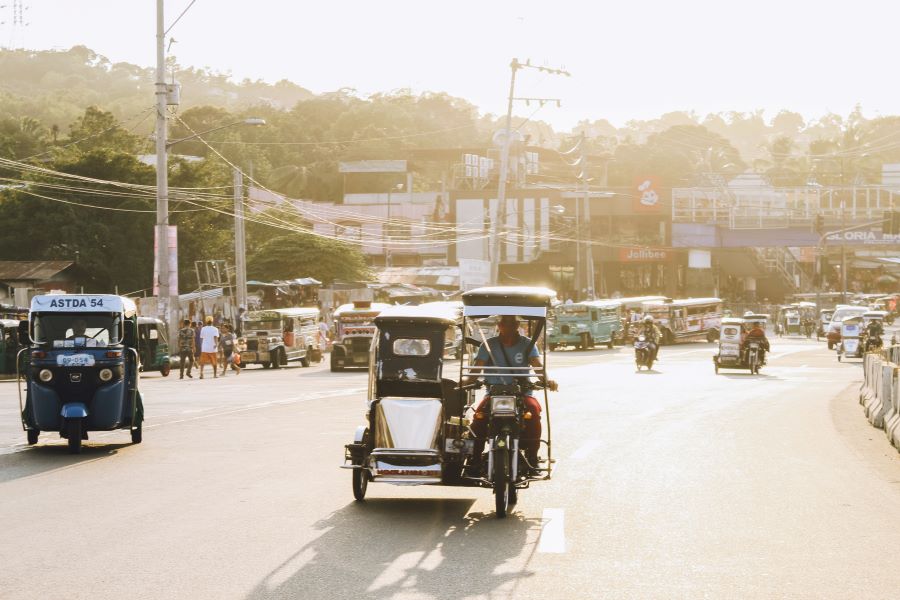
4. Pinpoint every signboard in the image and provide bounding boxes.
[458,258,491,290]
[825,230,900,246]
[619,247,668,262]
[153,226,179,296]
[338,160,407,173]
[688,249,711,269]
[632,176,662,213]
